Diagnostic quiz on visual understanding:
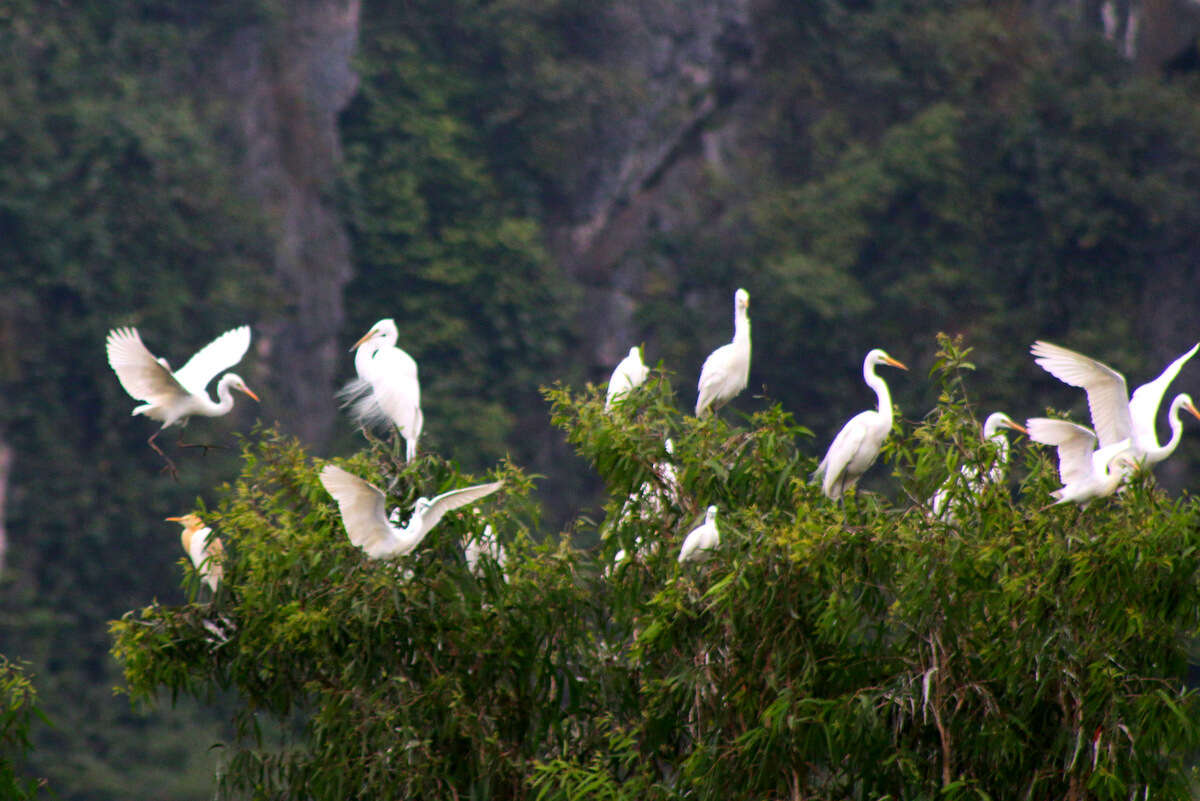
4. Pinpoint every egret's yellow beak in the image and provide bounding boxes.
[1185,400,1200,422]
[238,385,261,403]
[1006,420,1029,435]
[350,329,378,352]
[165,516,183,523]
[884,356,908,371]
